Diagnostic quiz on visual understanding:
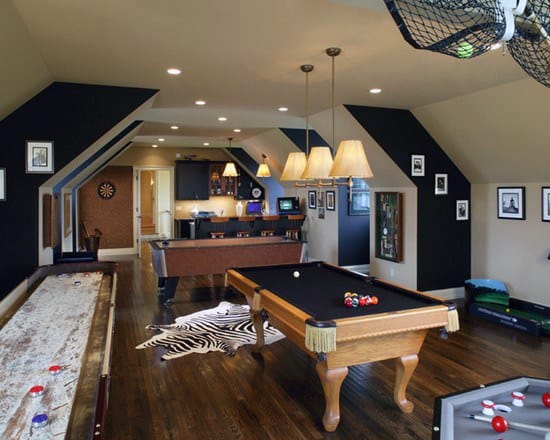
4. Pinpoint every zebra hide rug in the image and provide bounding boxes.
[136,301,285,360]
